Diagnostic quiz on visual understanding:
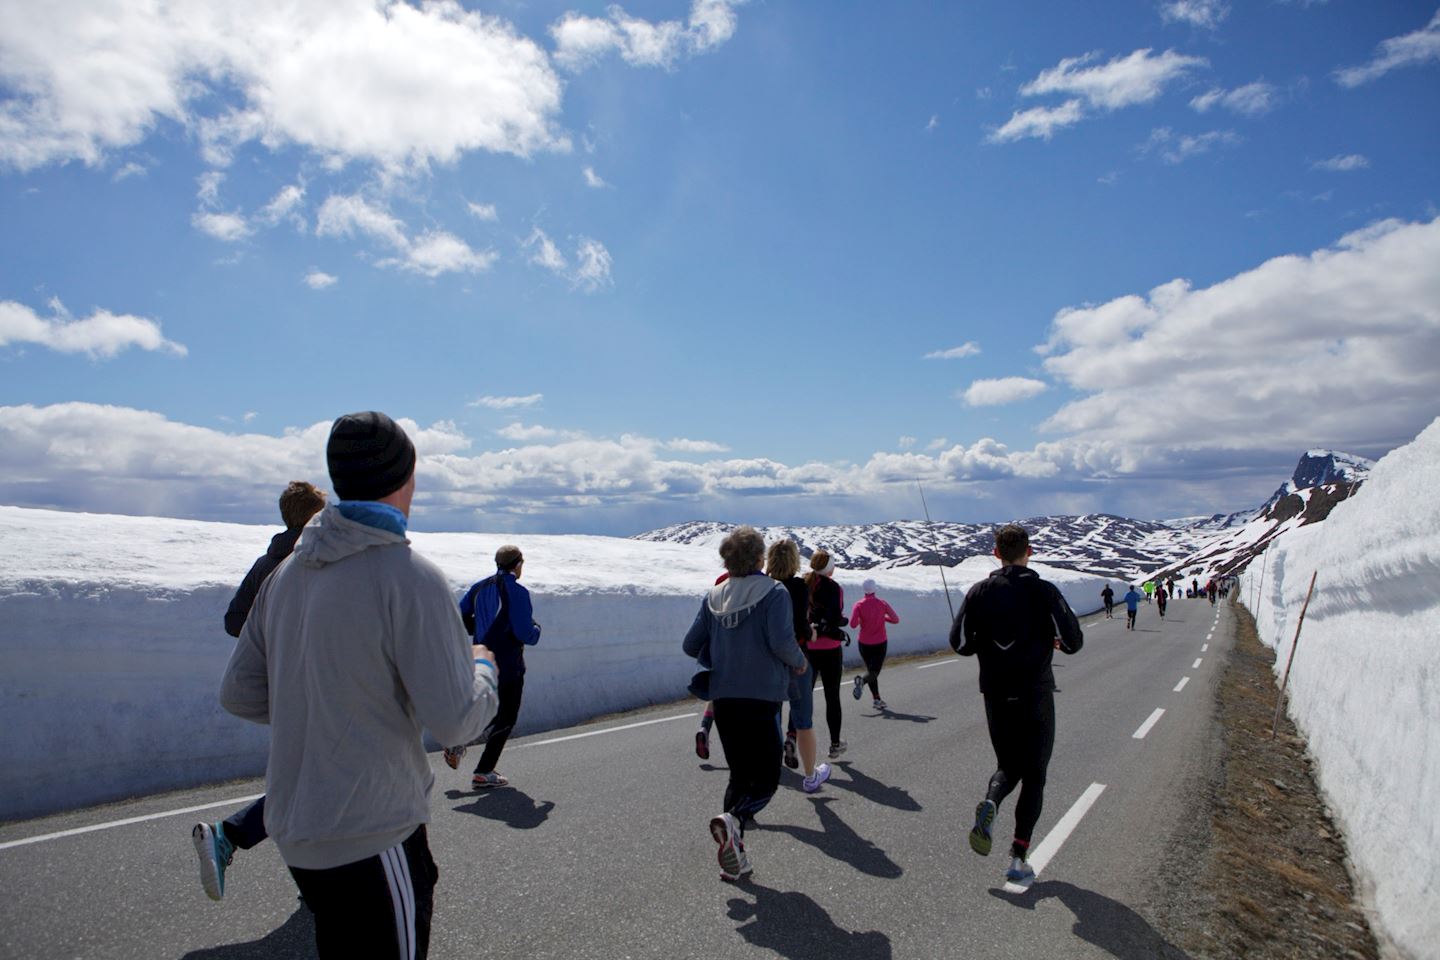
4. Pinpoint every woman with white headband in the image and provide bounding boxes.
[804,550,848,759]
